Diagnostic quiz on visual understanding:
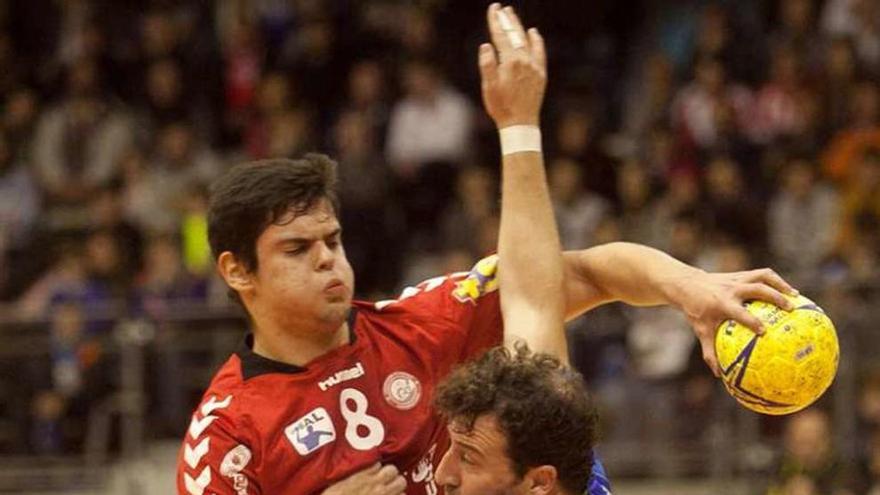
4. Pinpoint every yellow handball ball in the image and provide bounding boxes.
[714,293,839,415]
